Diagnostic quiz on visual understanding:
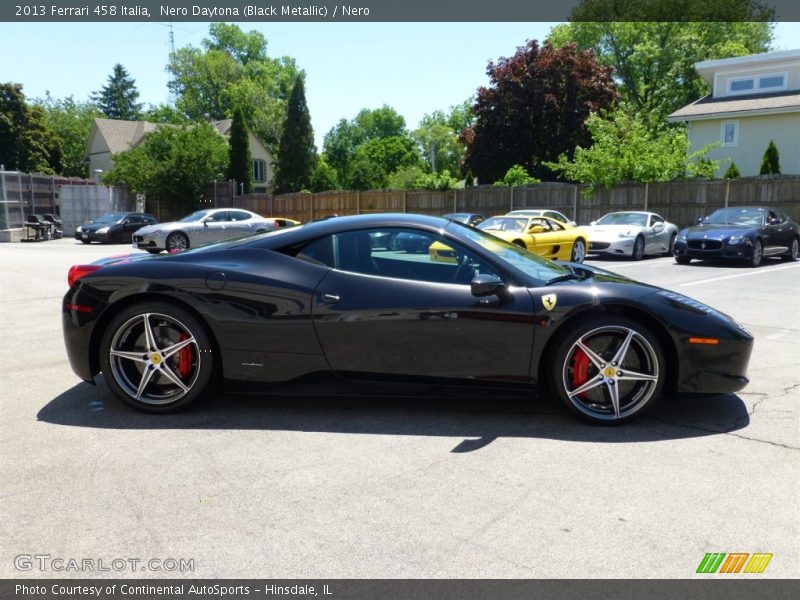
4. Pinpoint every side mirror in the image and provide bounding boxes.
[770,218,780,225]
[471,273,506,297]
[697,217,704,224]
[652,222,664,232]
